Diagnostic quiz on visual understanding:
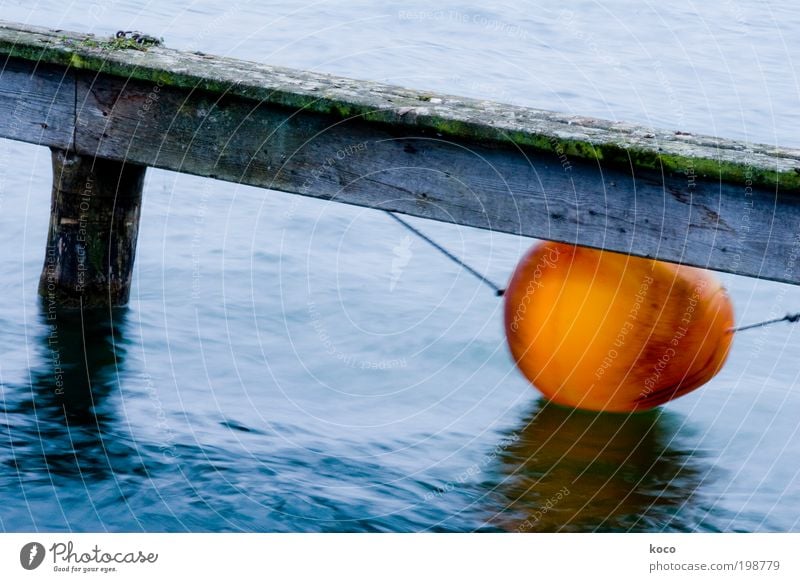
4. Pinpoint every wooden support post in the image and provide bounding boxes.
[38,148,146,308]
